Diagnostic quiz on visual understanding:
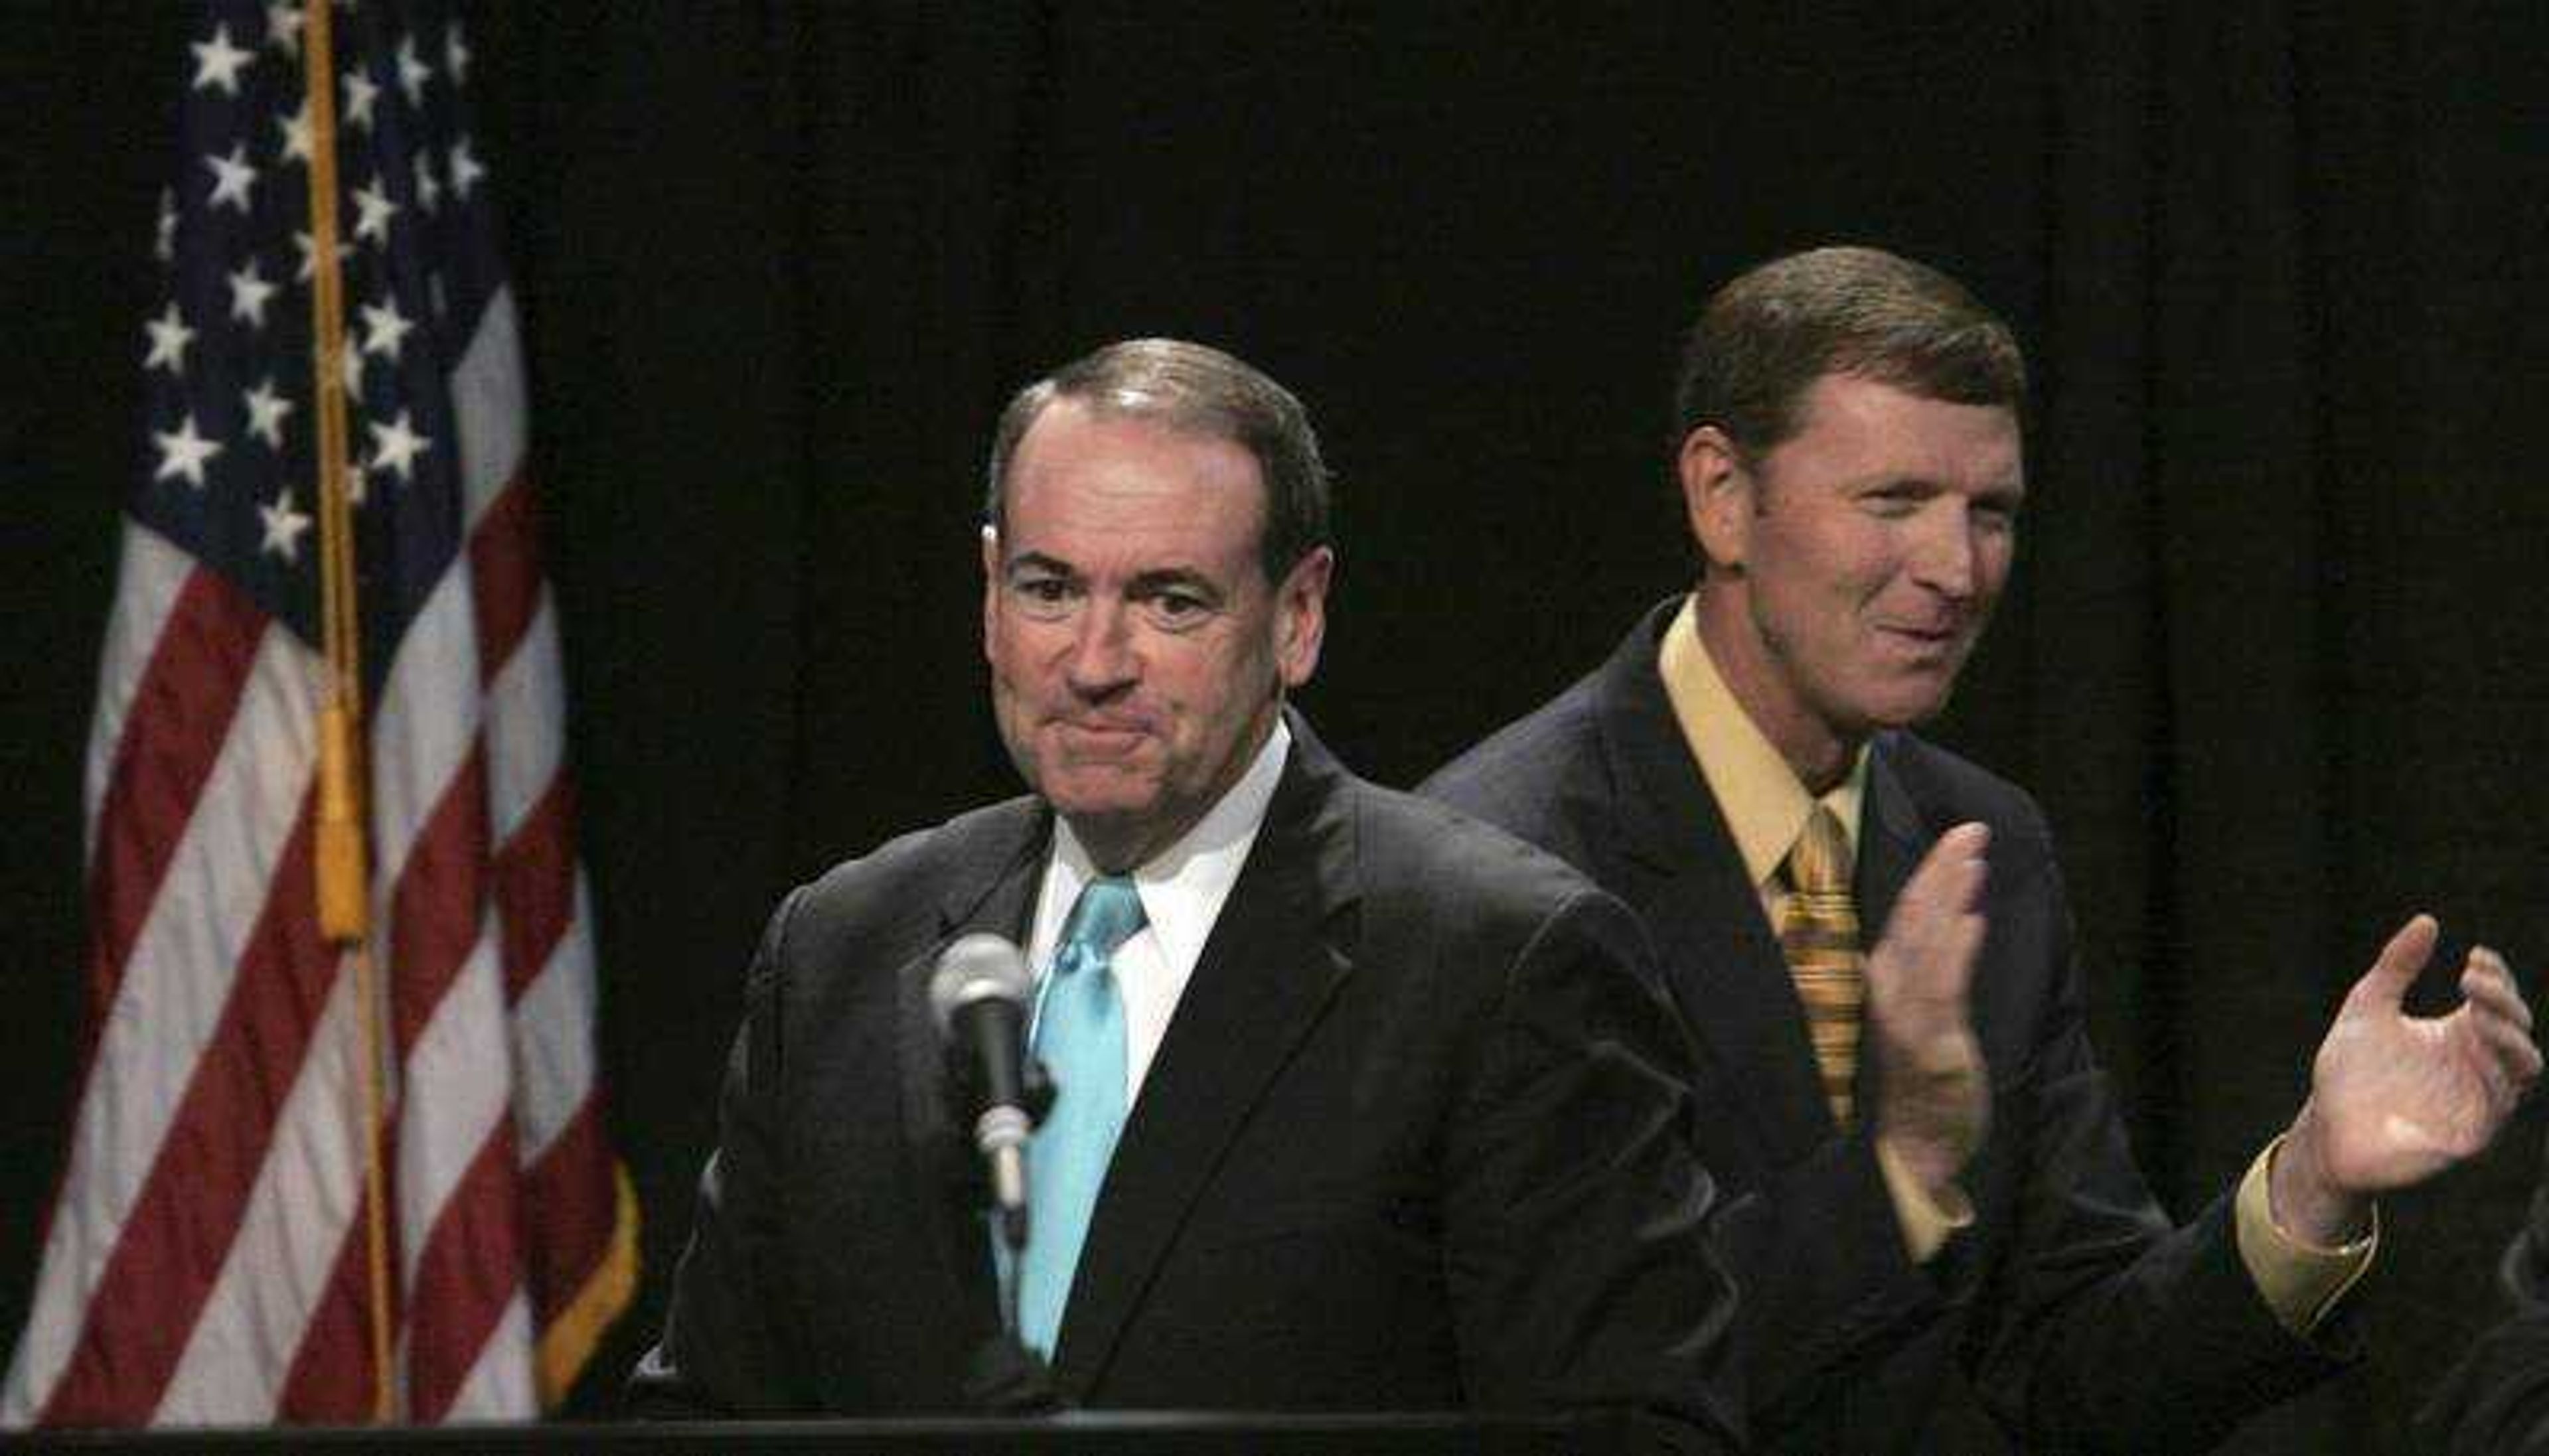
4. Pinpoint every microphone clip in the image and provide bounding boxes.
[945,1044,1057,1129]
